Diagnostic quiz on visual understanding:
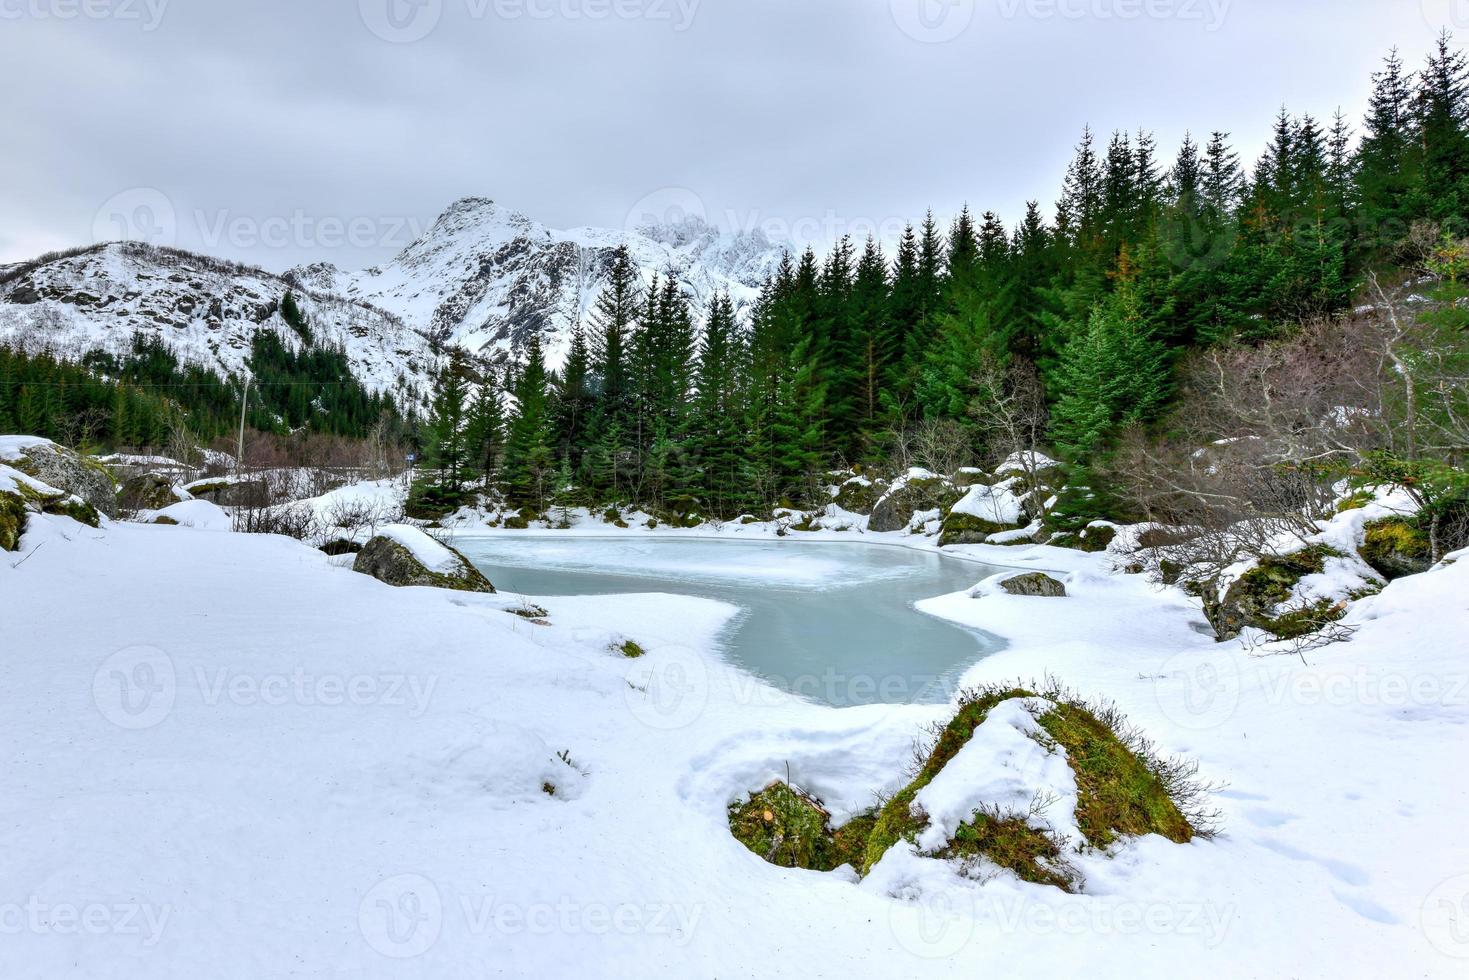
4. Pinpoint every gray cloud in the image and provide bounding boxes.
[0,0,1458,270]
